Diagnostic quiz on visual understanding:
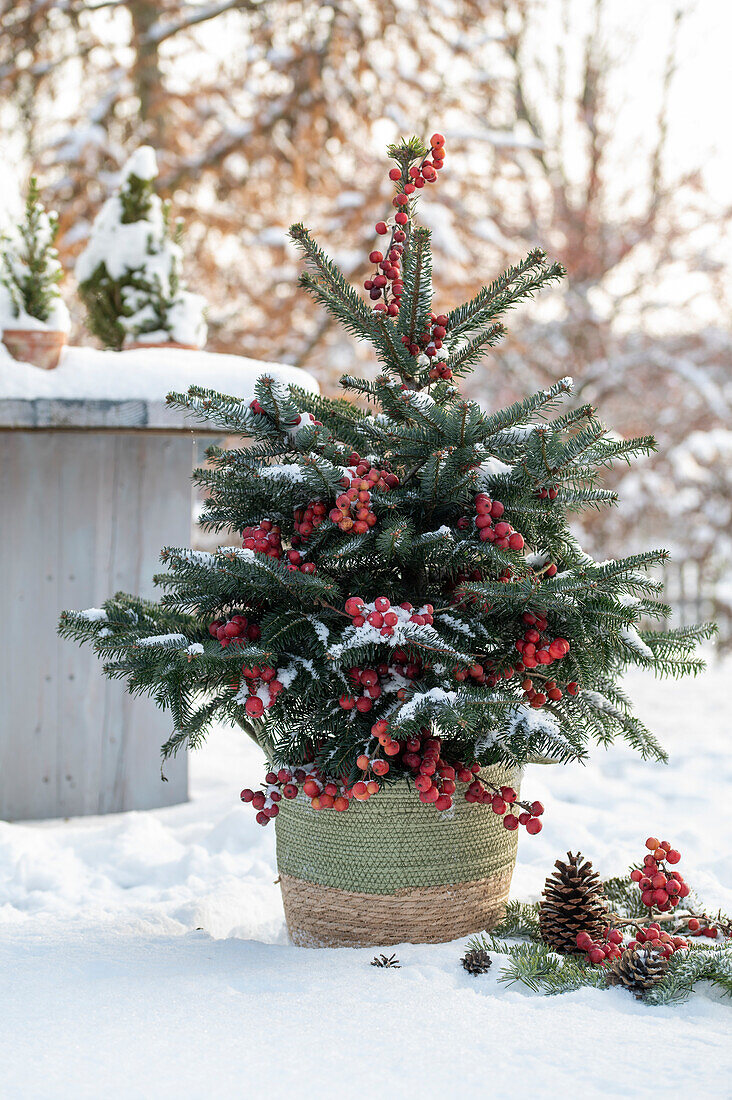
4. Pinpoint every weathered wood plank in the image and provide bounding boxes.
[0,397,209,431]
[0,431,191,820]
